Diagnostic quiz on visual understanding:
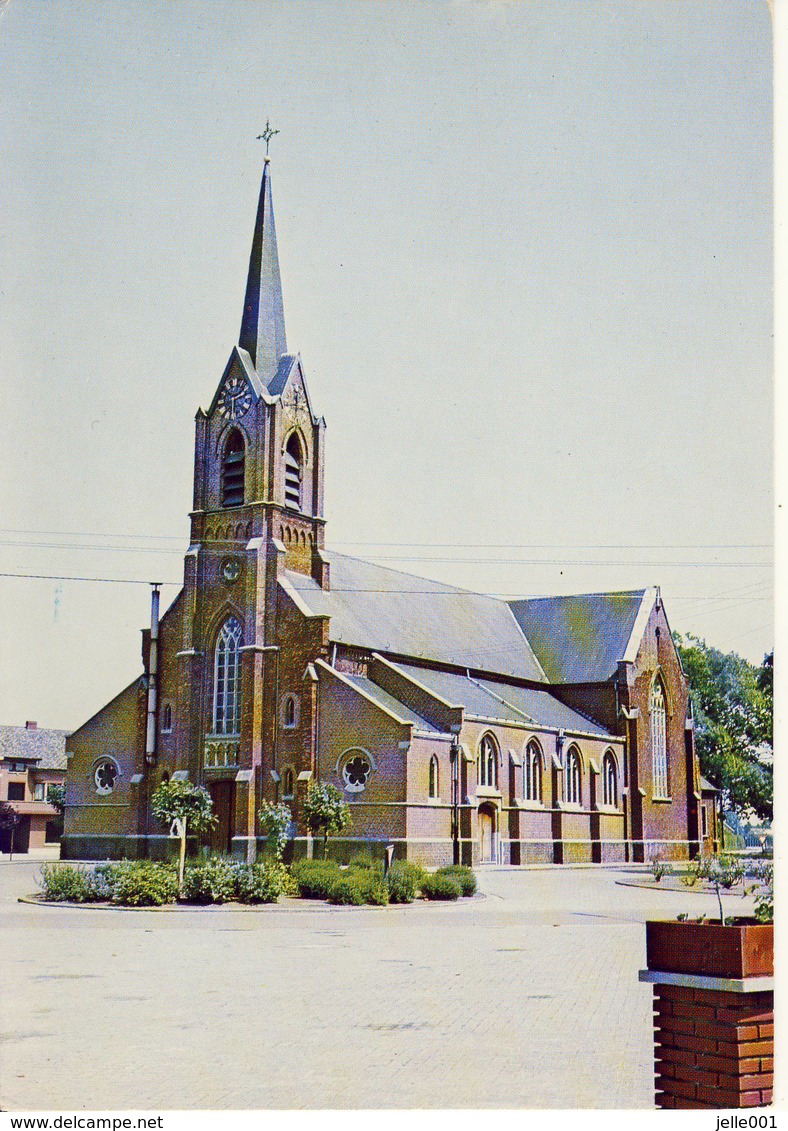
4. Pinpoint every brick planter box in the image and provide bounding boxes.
[641,920,774,1110]
[646,920,773,979]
